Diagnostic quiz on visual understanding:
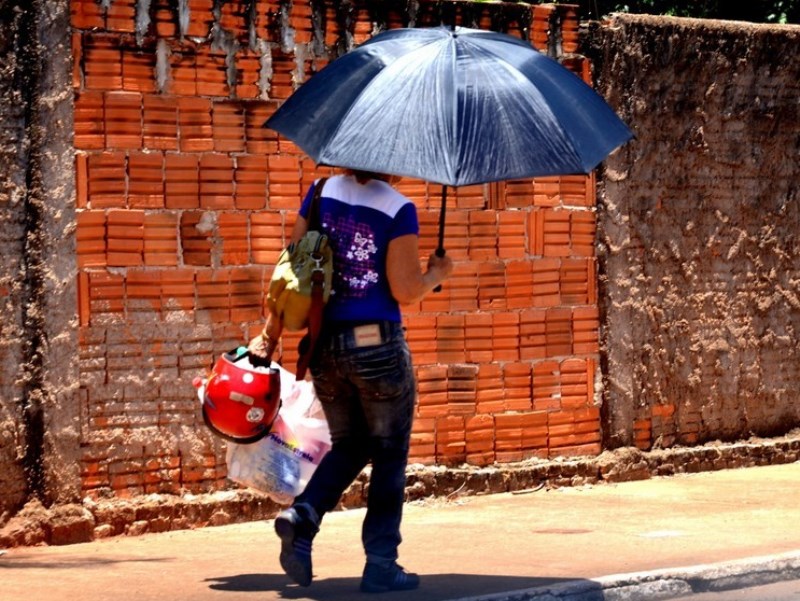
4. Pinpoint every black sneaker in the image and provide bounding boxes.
[274,507,317,587]
[360,562,420,593]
